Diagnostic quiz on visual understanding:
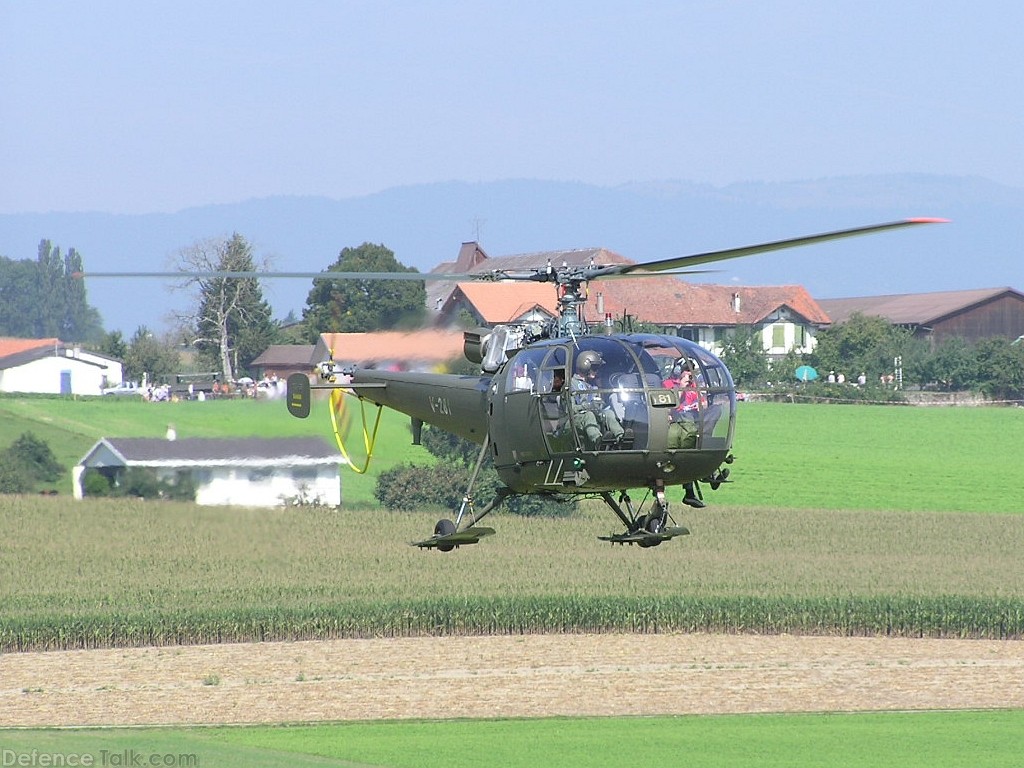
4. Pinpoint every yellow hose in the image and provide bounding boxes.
[329,388,383,474]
